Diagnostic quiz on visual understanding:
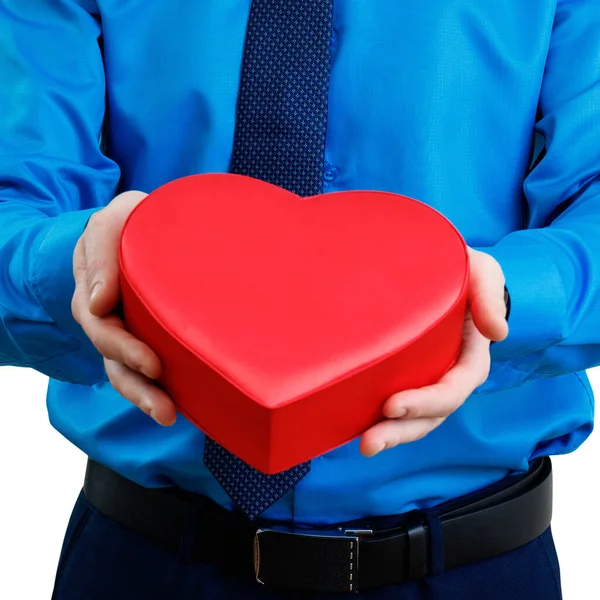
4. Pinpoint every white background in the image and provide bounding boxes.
[0,366,597,600]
